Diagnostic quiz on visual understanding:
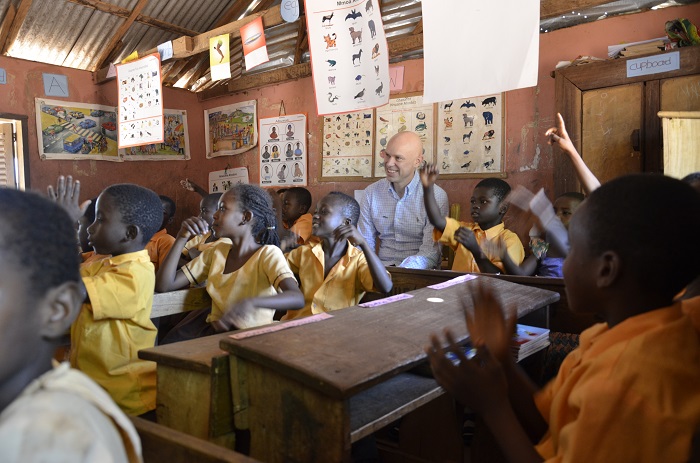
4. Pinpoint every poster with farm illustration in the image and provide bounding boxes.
[204,100,257,158]
[121,109,190,161]
[35,98,119,161]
